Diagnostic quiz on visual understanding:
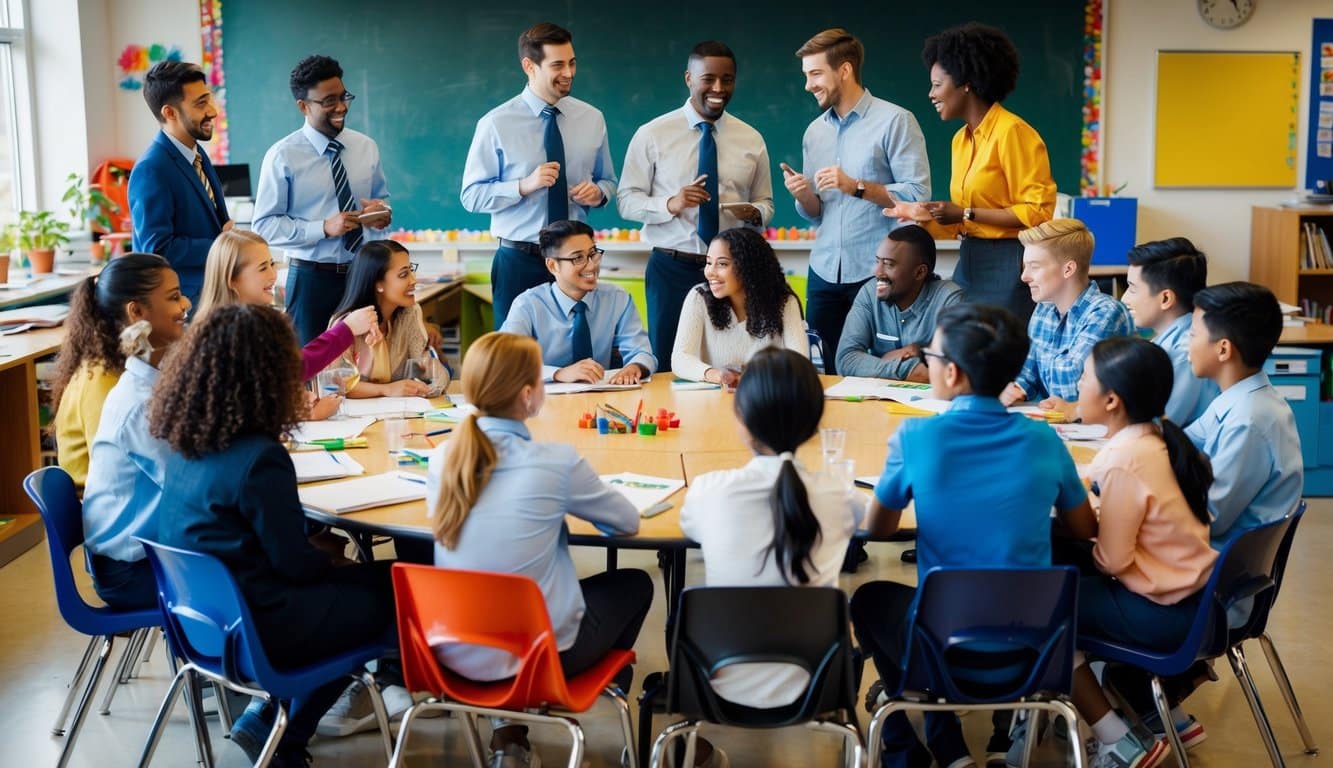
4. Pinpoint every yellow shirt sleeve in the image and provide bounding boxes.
[55,364,120,488]
[995,120,1057,229]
